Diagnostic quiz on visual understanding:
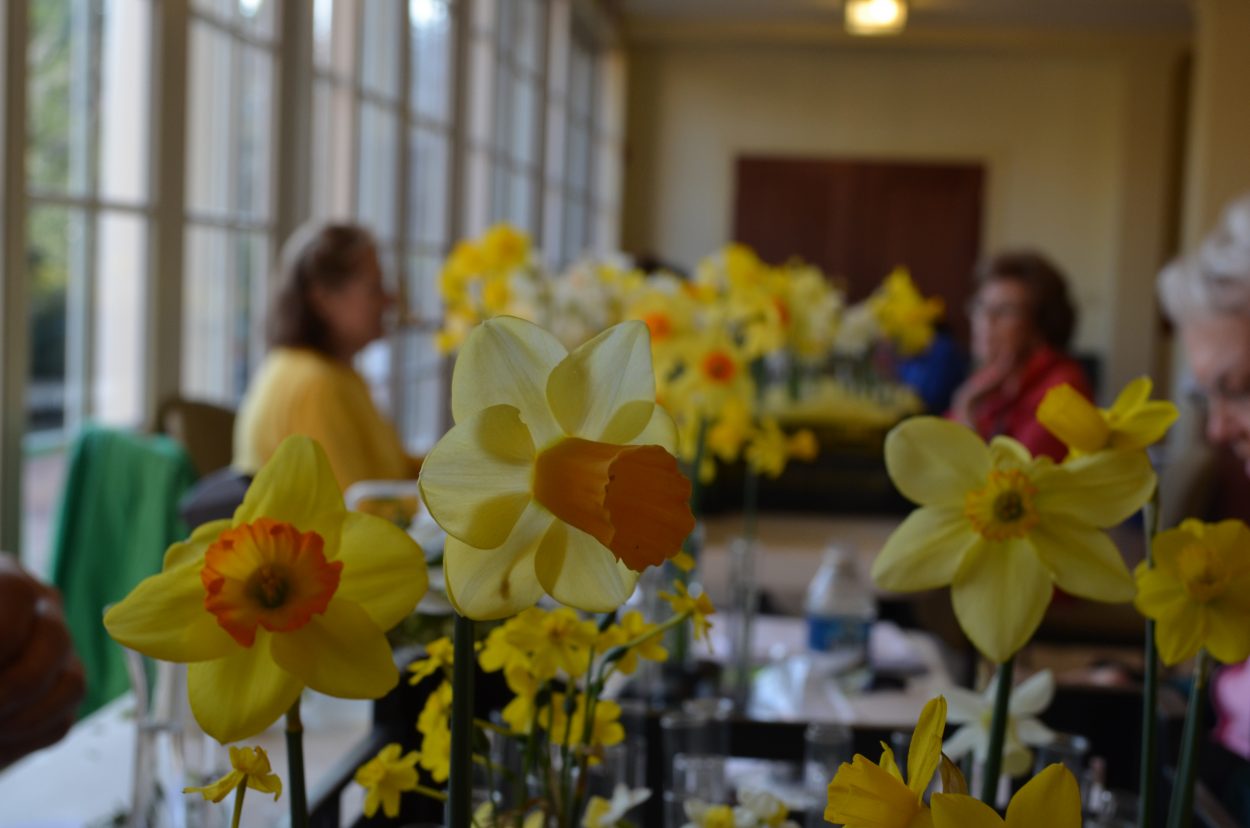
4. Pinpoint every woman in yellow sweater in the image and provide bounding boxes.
[234,223,420,490]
